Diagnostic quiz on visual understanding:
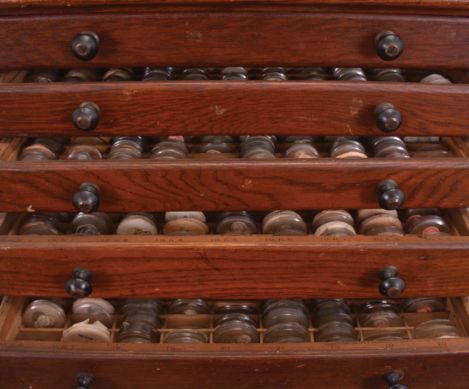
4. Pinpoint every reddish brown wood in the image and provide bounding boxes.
[1,81,468,136]
[1,12,469,69]
[0,235,468,298]
[2,0,469,10]
[0,159,467,212]
[1,338,469,388]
